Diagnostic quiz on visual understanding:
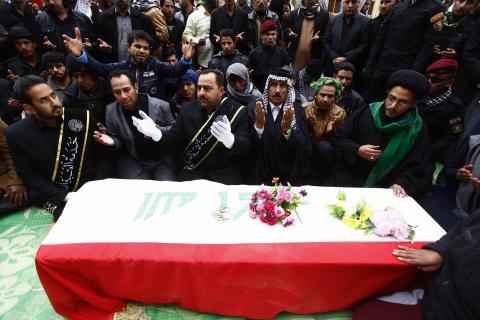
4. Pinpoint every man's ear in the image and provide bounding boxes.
[23,103,35,115]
